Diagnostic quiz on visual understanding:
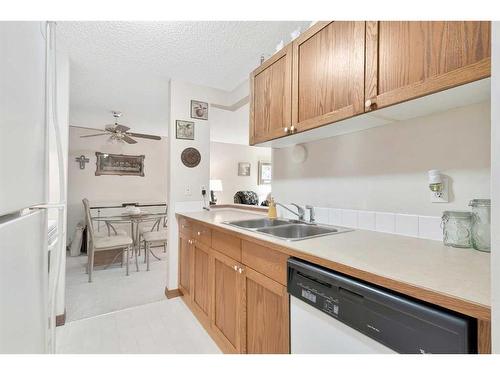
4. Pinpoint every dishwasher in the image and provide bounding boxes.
[287,258,477,354]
